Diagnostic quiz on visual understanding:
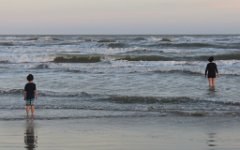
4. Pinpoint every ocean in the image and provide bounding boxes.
[0,35,240,120]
